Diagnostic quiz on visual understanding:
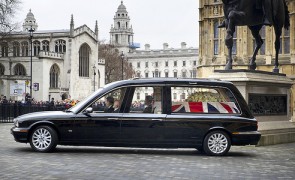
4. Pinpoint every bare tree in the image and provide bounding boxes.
[0,0,21,36]
[99,42,135,84]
